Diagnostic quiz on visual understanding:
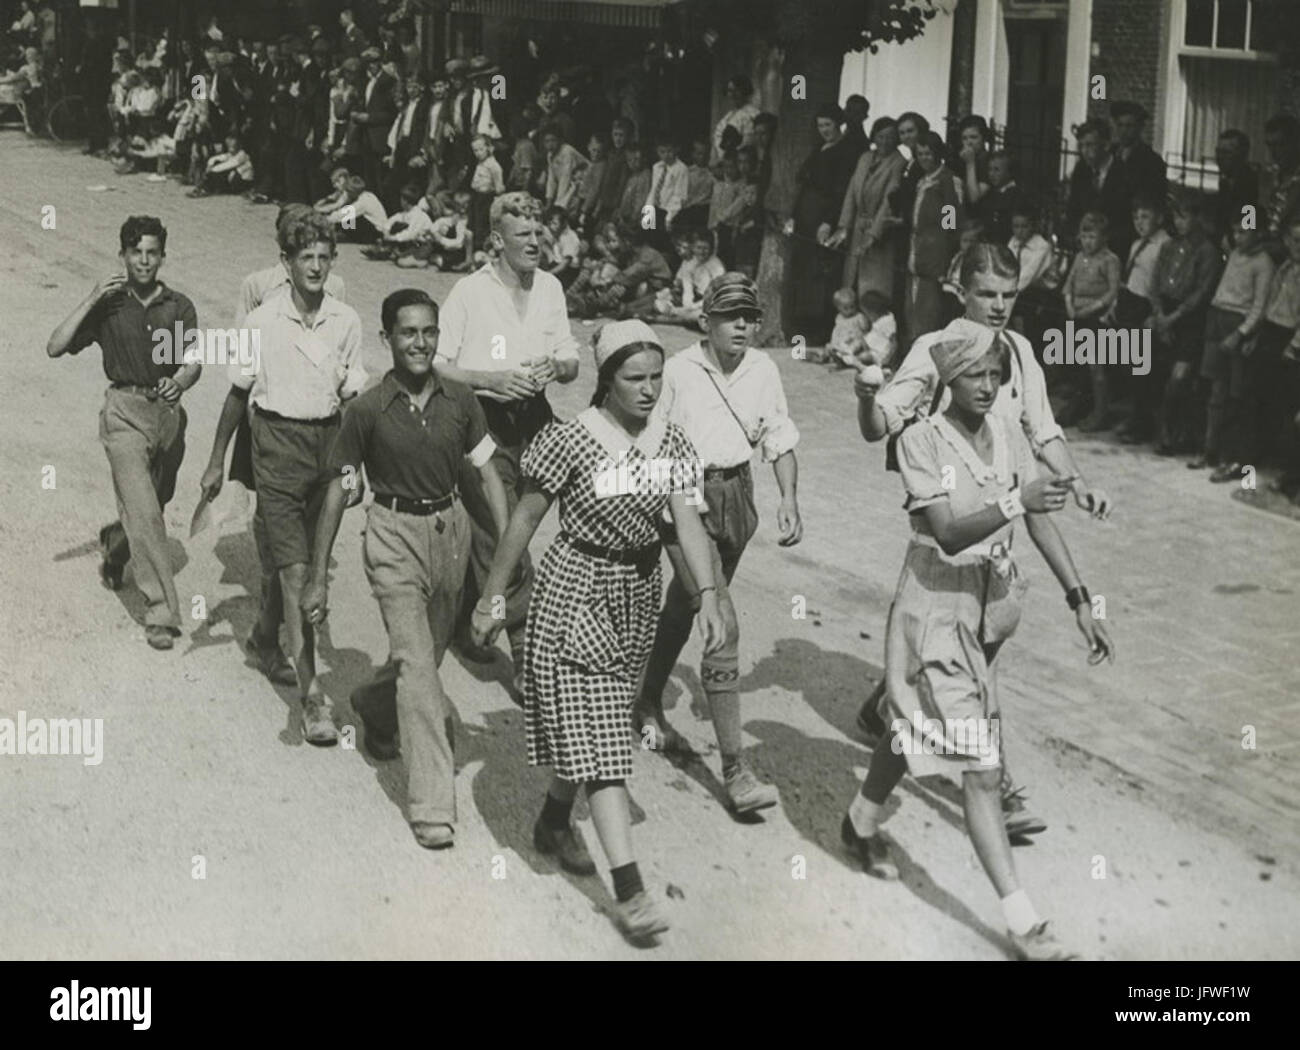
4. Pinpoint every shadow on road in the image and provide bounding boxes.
[739,636,1008,955]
